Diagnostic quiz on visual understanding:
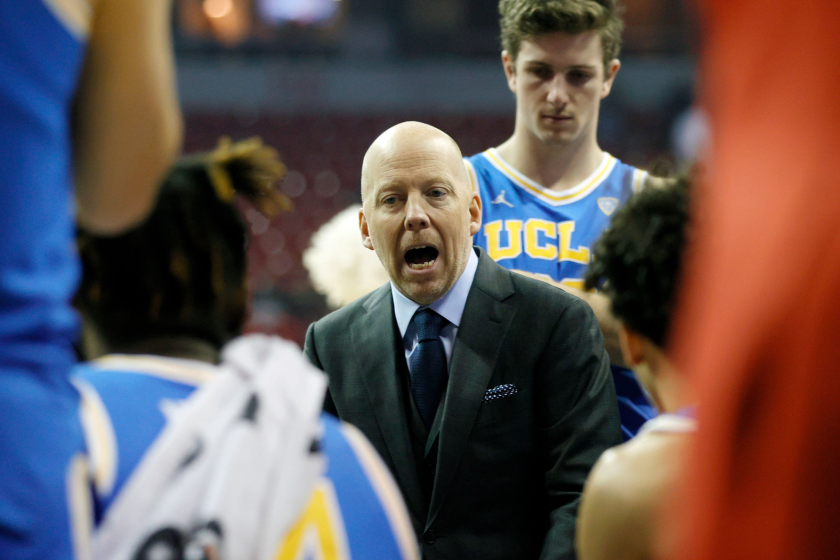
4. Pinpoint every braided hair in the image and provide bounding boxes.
[76,137,289,350]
